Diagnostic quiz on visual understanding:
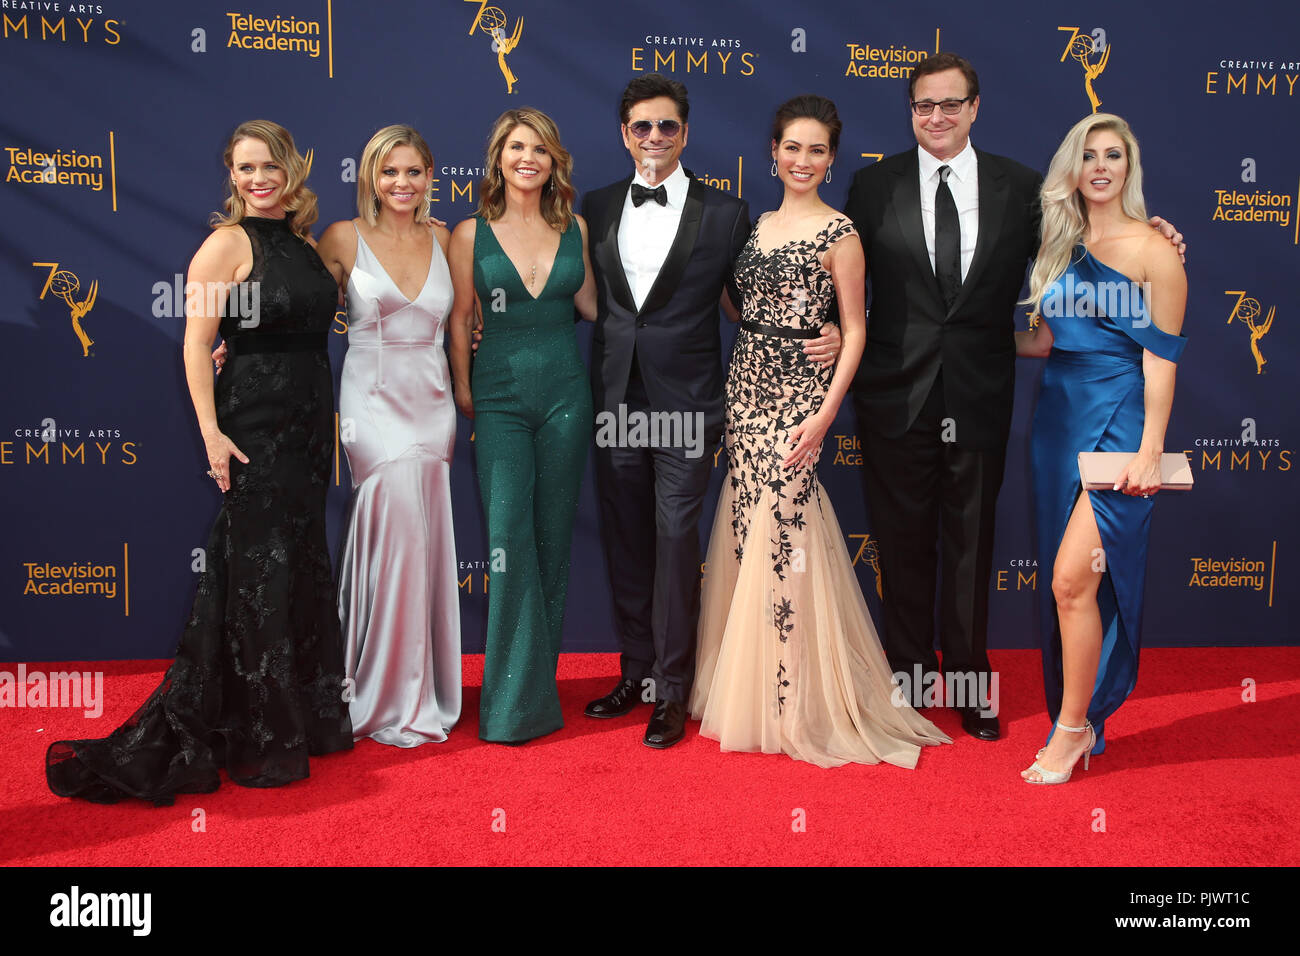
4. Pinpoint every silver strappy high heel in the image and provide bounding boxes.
[1022,720,1095,785]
